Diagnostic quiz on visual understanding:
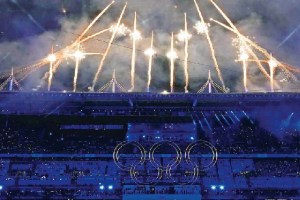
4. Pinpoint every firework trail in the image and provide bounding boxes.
[269,56,278,92]
[47,47,56,91]
[209,0,271,79]
[52,59,63,74]
[79,28,111,44]
[211,19,296,82]
[194,0,226,91]
[184,13,190,93]
[167,33,178,93]
[243,59,248,92]
[21,60,51,83]
[73,49,100,92]
[75,1,115,43]
[170,33,175,93]
[237,43,249,92]
[92,2,128,91]
[145,31,155,92]
[73,55,82,92]
[129,12,140,92]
